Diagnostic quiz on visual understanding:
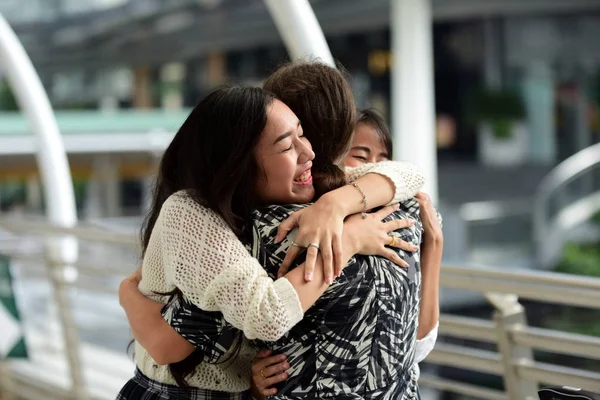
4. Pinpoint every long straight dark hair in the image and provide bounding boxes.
[140,86,275,388]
